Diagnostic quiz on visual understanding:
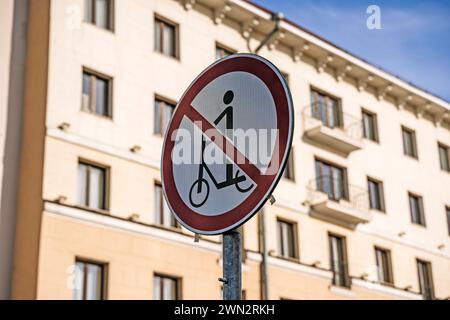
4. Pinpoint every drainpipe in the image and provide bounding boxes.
[254,12,284,54]
[252,12,284,301]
